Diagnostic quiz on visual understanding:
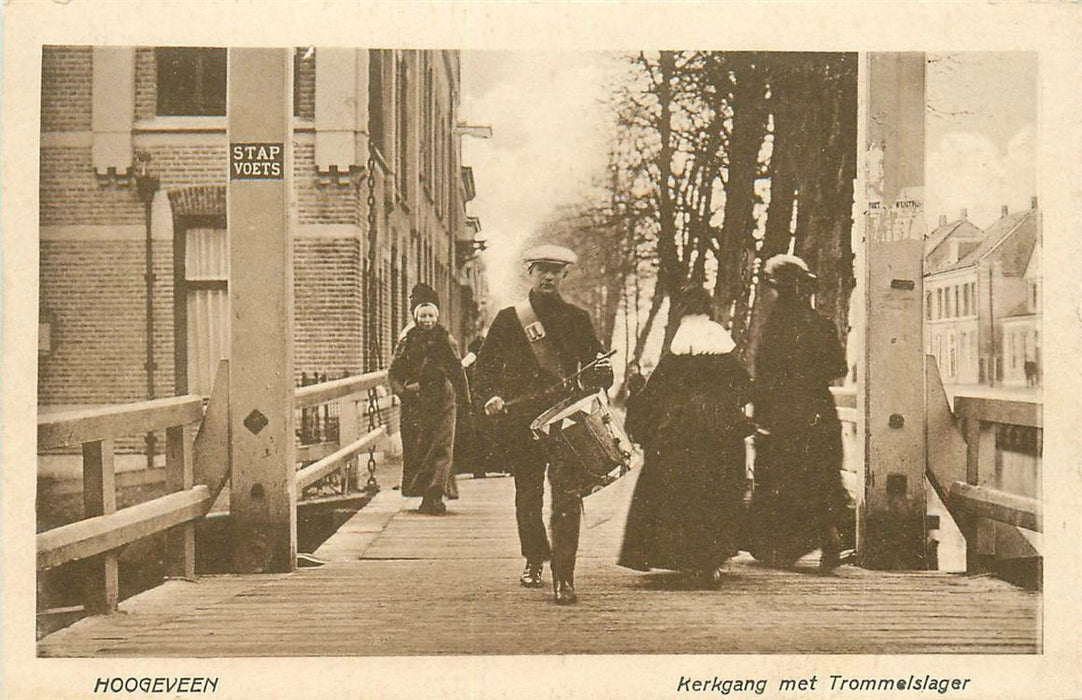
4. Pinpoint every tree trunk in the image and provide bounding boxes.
[632,286,666,363]
[712,56,769,327]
